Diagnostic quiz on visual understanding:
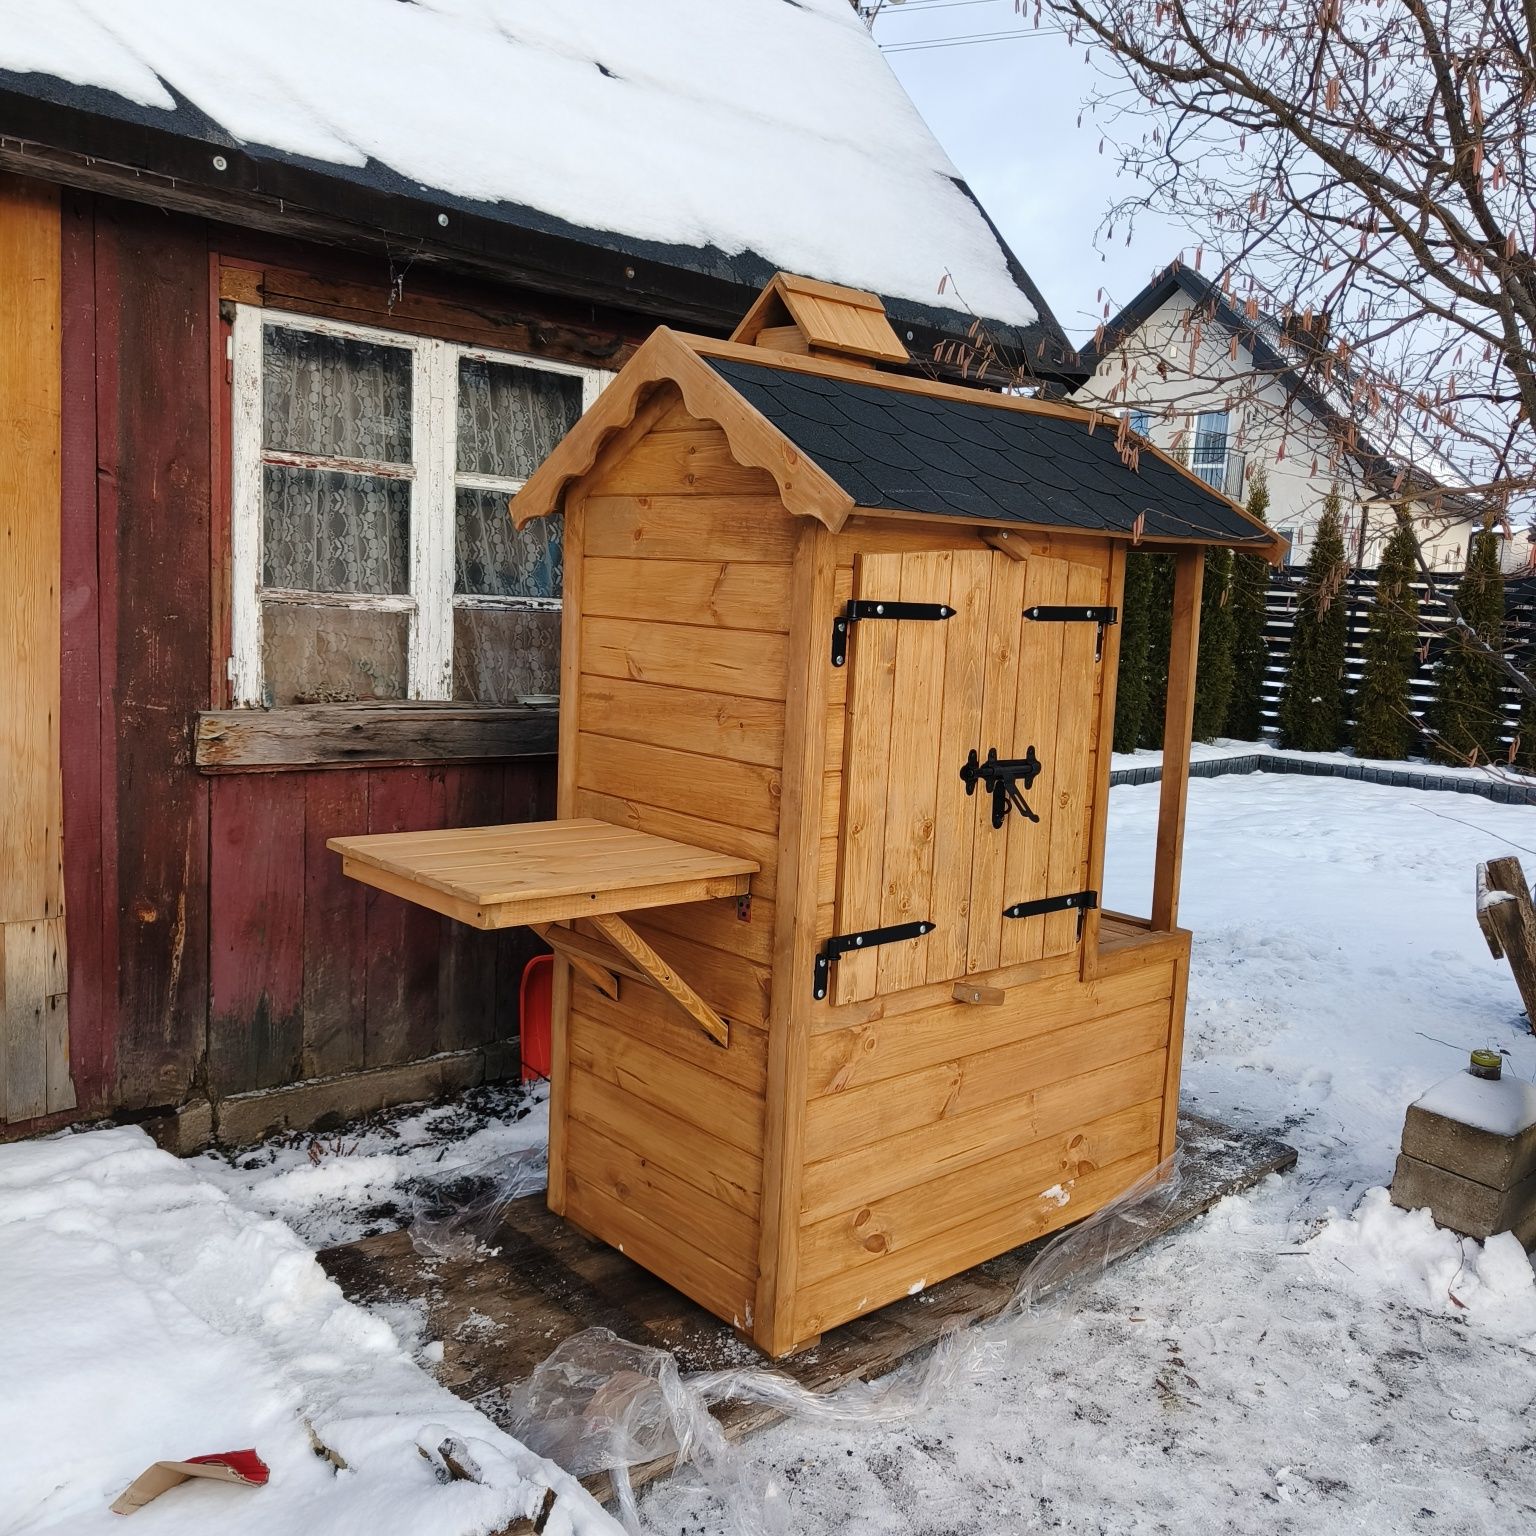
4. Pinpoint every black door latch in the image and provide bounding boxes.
[960,746,1043,828]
